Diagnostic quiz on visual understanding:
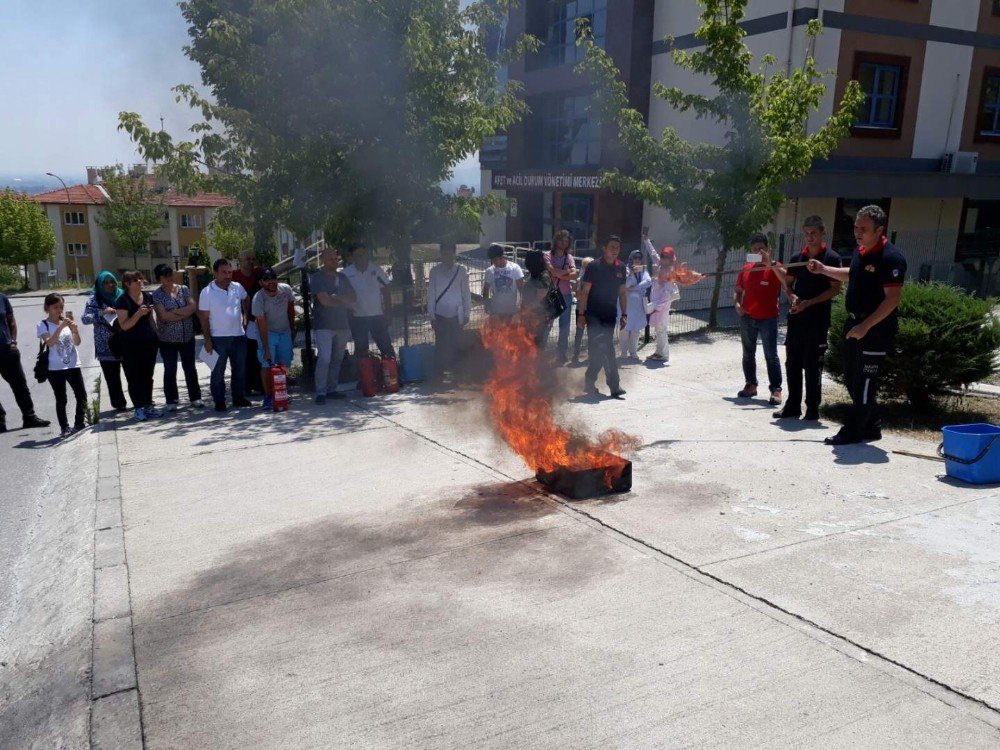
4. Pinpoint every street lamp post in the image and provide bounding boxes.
[46,172,80,288]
